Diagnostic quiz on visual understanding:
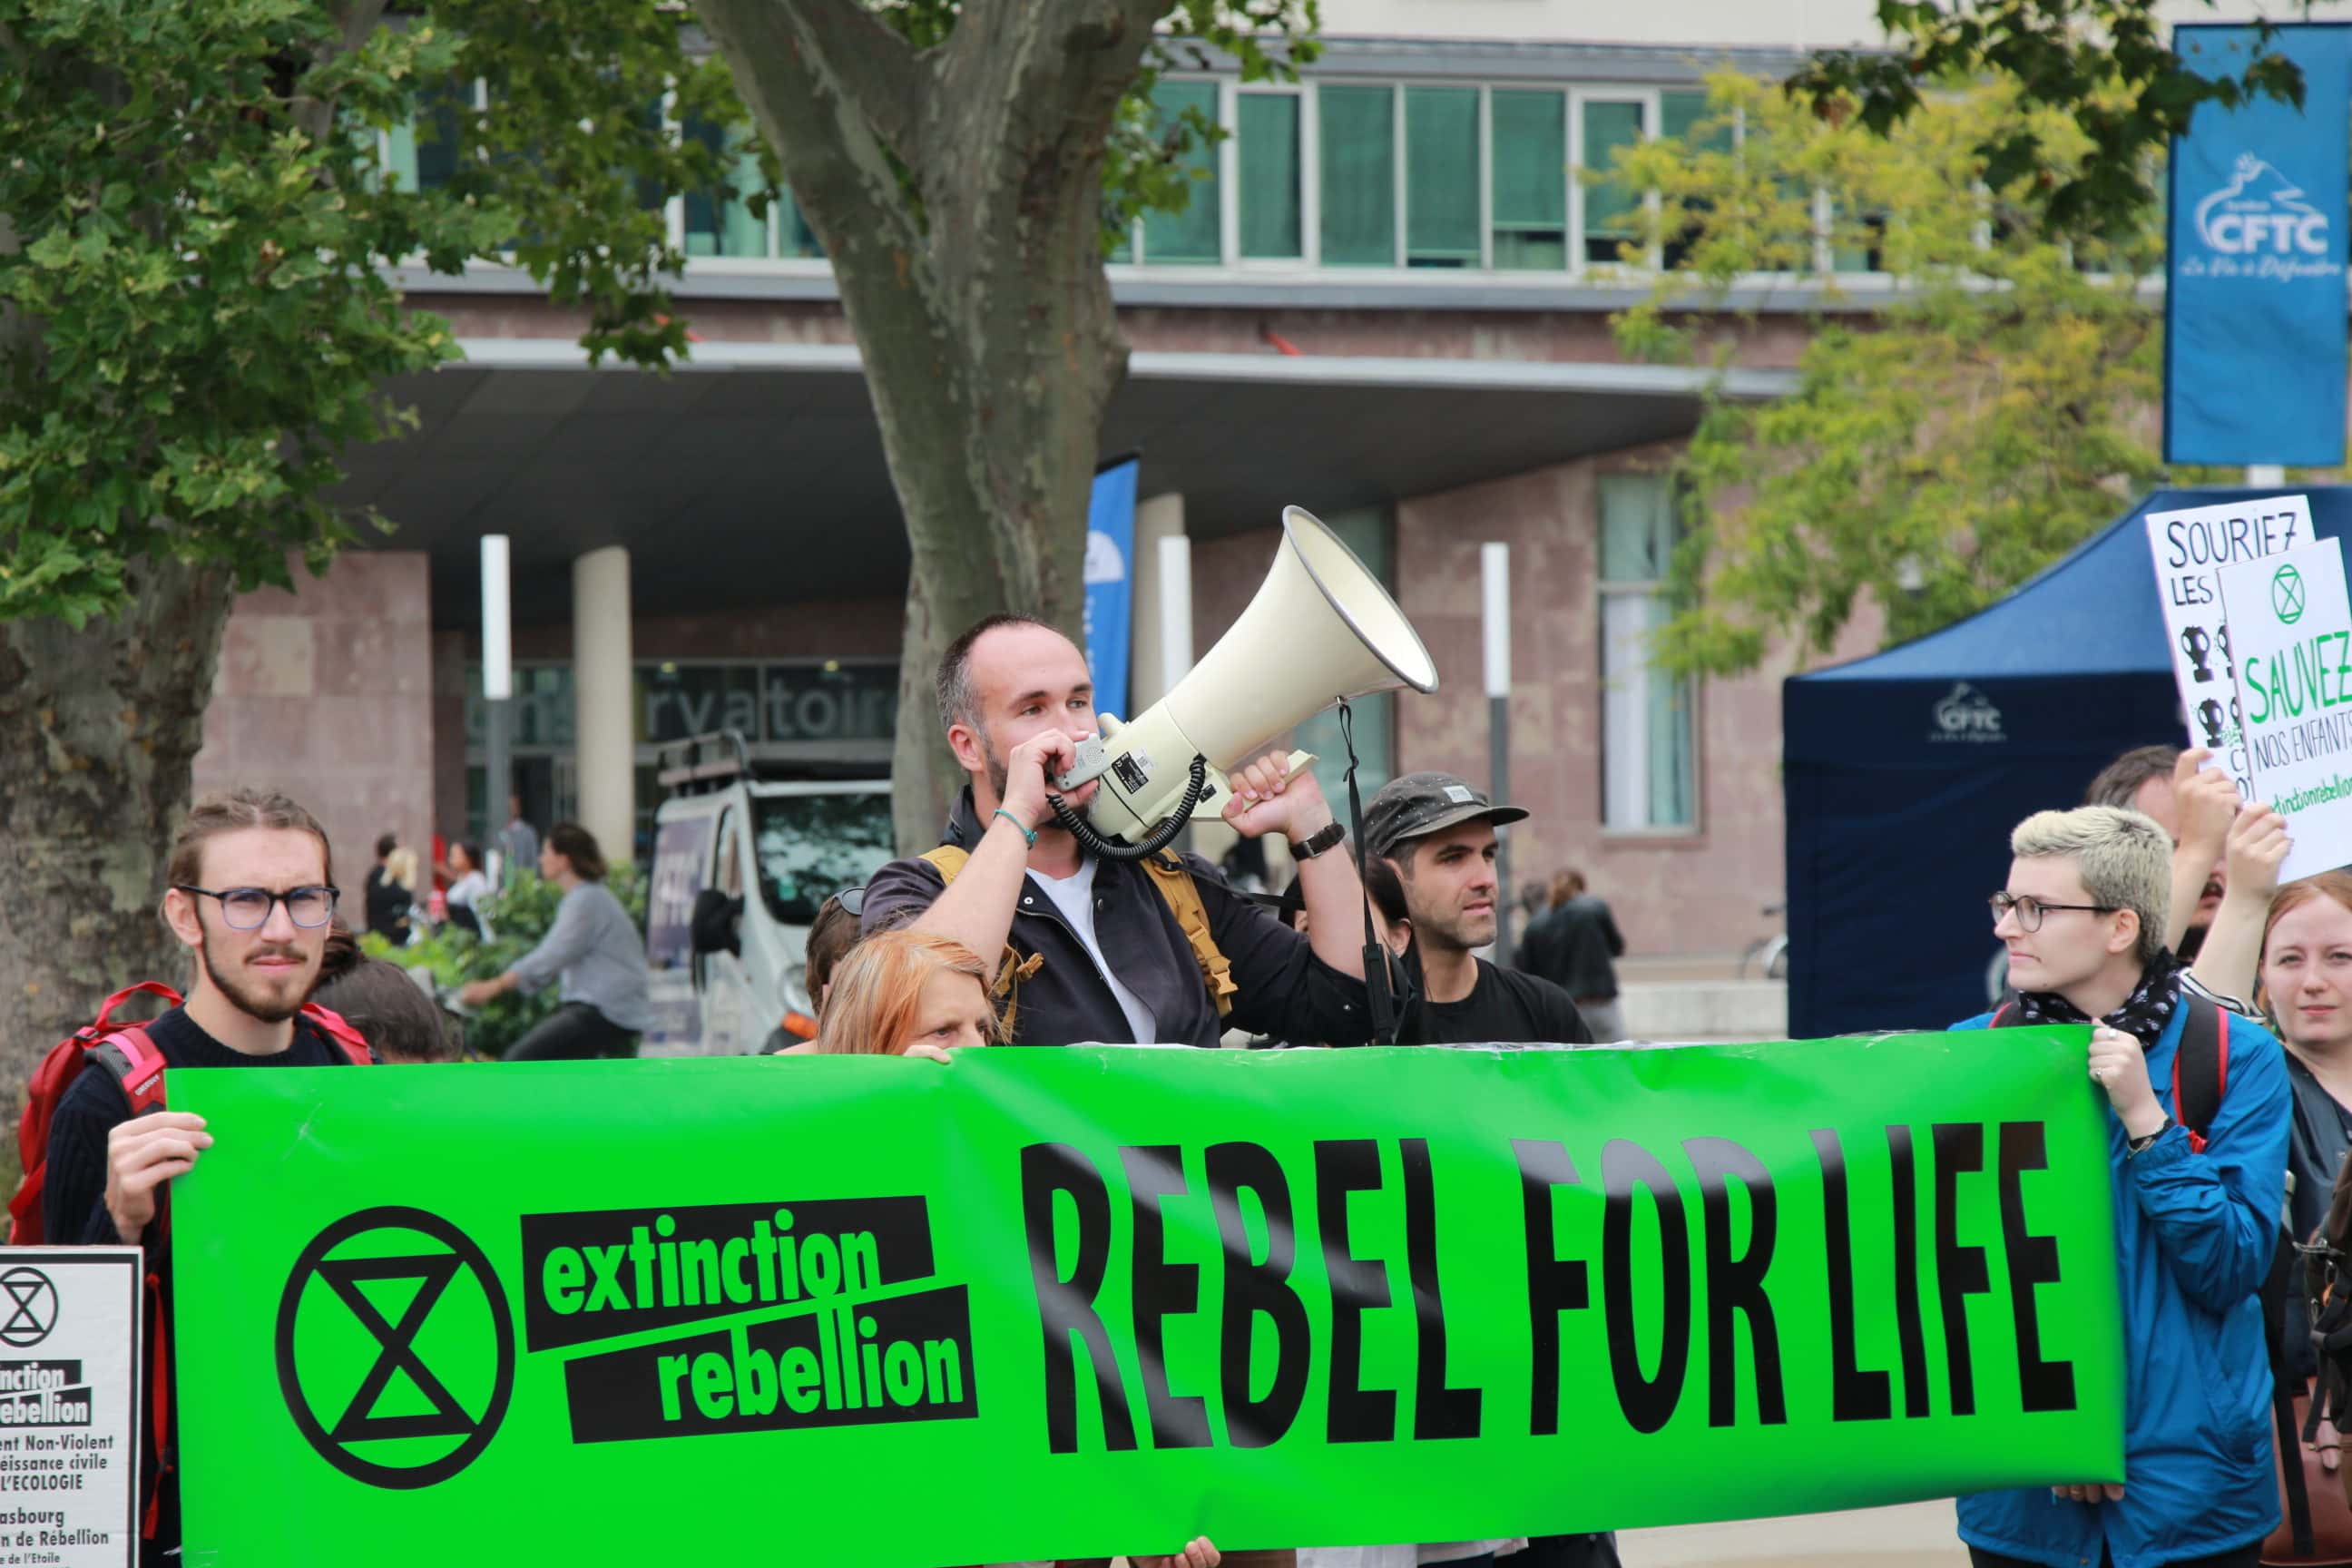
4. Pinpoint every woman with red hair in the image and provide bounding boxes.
[811,929,1004,1060]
